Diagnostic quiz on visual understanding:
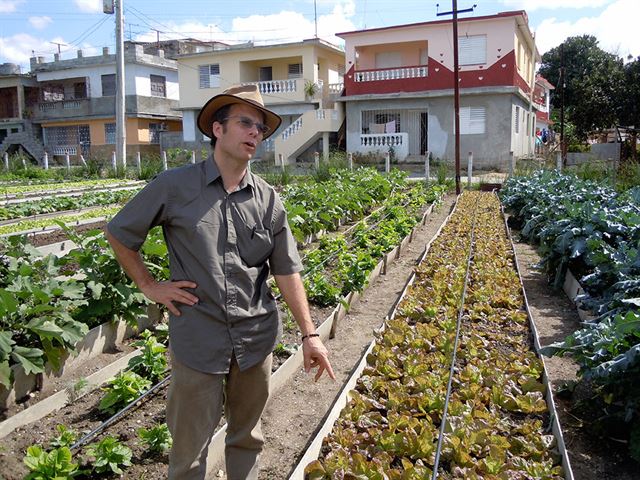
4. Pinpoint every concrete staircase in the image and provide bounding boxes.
[0,123,46,164]
[274,105,344,165]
